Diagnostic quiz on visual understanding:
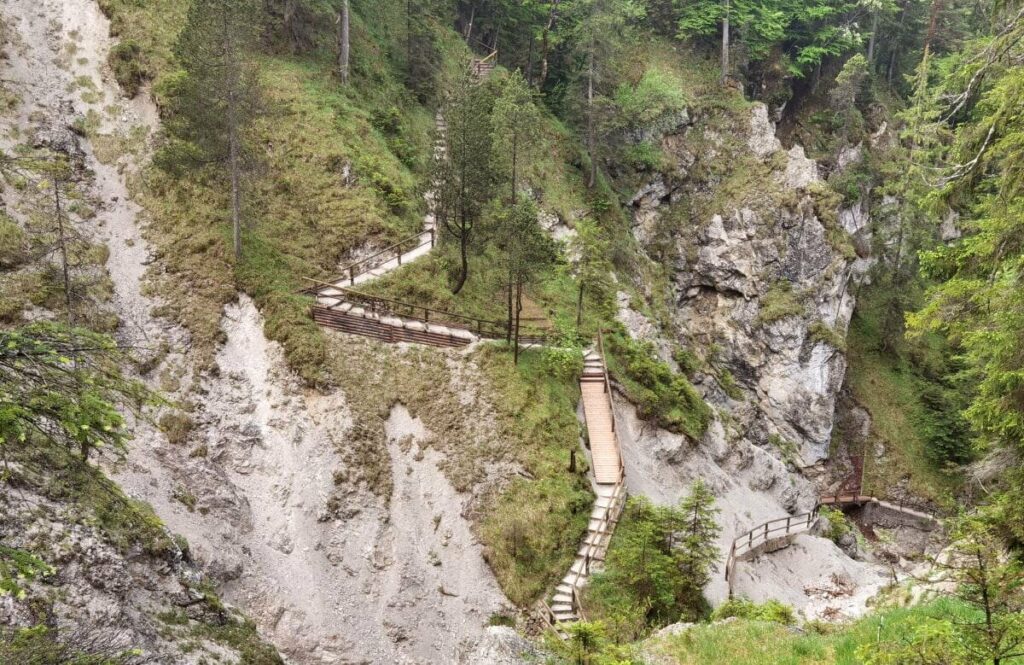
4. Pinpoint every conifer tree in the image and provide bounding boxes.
[675,479,721,619]
[435,72,495,294]
[160,0,264,261]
